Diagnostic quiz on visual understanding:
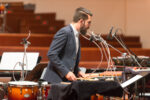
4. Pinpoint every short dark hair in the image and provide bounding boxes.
[73,7,93,22]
